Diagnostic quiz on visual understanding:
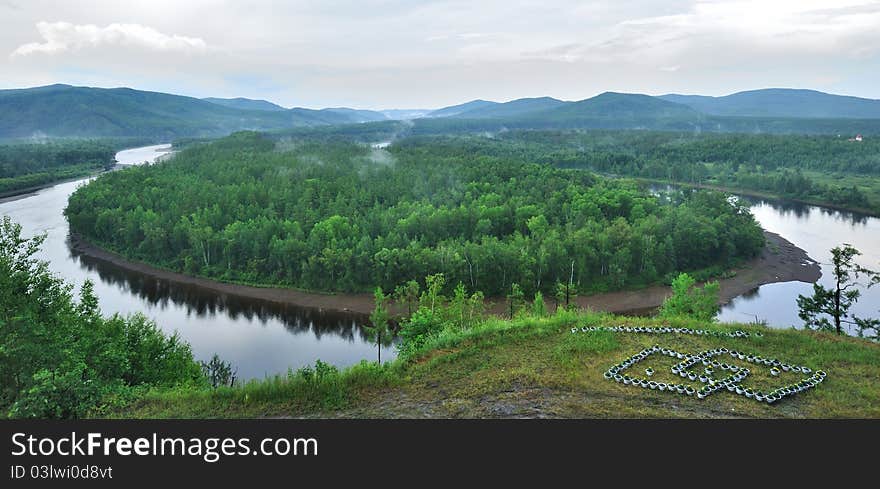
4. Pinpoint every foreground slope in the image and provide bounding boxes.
[118,312,880,418]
